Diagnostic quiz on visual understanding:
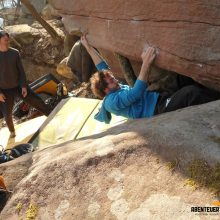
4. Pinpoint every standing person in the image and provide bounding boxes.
[81,34,220,123]
[0,30,51,137]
